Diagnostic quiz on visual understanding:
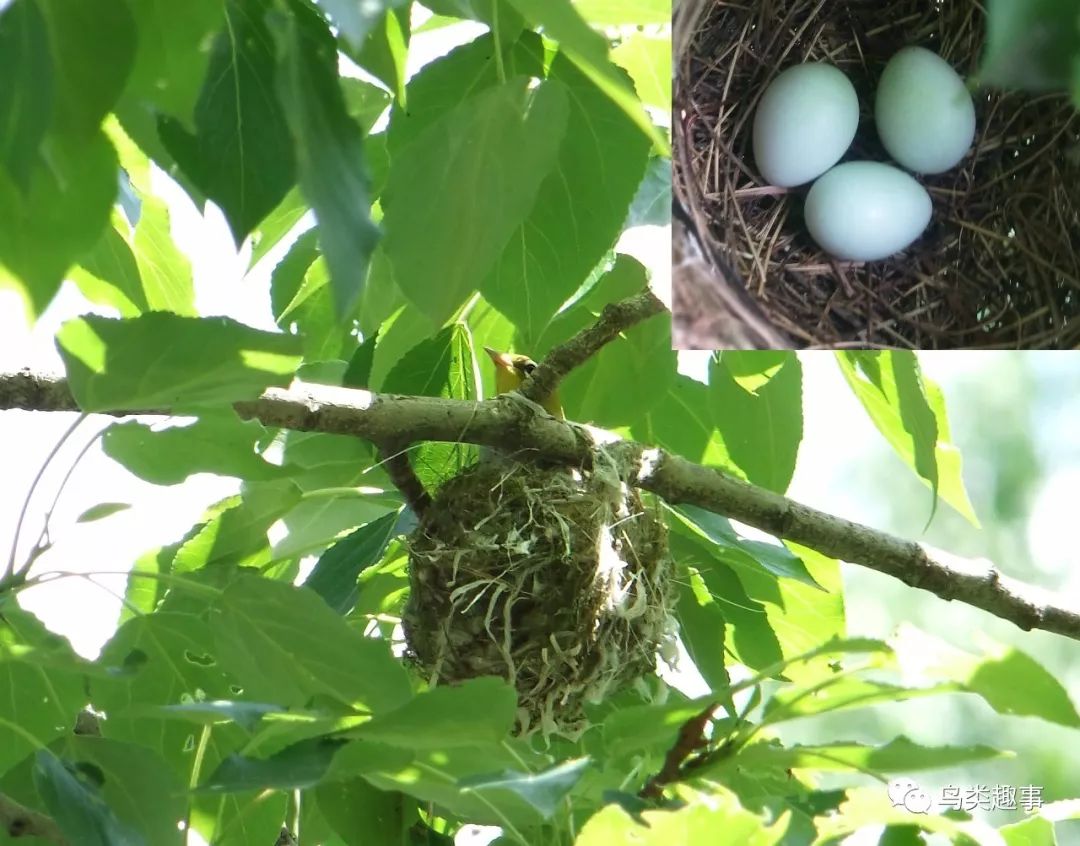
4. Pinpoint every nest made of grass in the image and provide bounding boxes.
[402,458,675,736]
[675,0,1080,349]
